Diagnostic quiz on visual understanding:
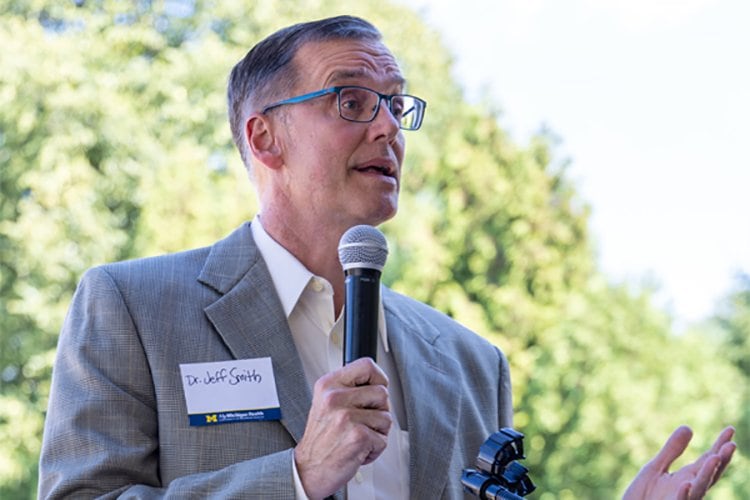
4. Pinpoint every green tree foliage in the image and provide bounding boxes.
[716,274,750,387]
[0,0,746,497]
[711,274,750,497]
